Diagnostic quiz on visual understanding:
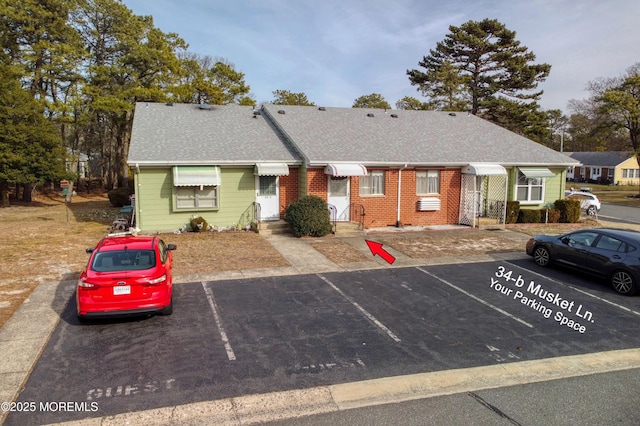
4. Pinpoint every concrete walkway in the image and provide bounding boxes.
[1,228,639,425]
